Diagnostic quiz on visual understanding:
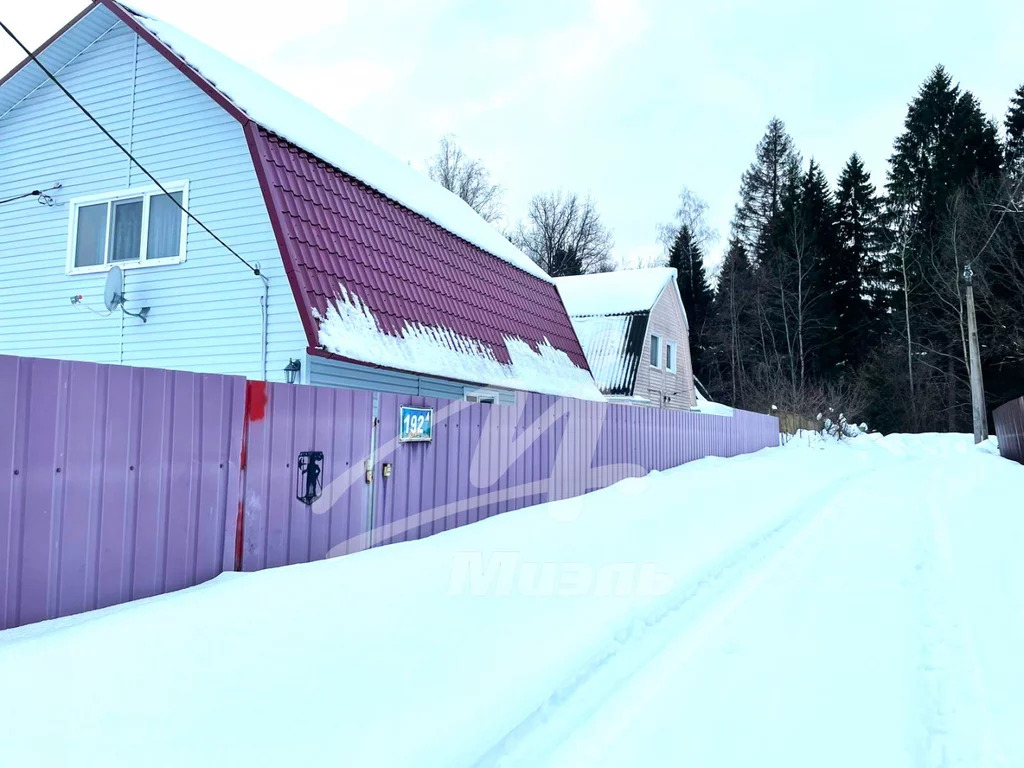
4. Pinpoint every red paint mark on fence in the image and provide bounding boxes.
[246,380,268,423]
[234,381,258,572]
